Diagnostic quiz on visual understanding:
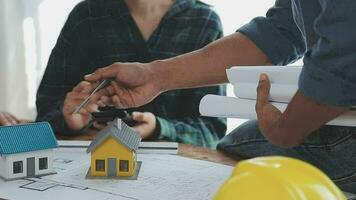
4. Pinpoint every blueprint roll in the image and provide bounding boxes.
[233,83,298,103]
[199,95,287,119]
[226,66,302,85]
[199,95,356,127]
